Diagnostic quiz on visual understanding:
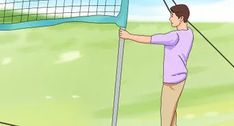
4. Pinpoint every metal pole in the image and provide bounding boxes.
[112,28,125,126]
